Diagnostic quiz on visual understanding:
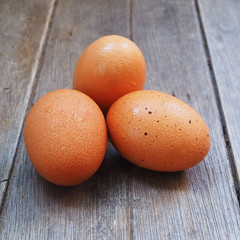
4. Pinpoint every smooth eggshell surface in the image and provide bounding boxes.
[107,90,211,172]
[73,35,146,113]
[24,89,107,186]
